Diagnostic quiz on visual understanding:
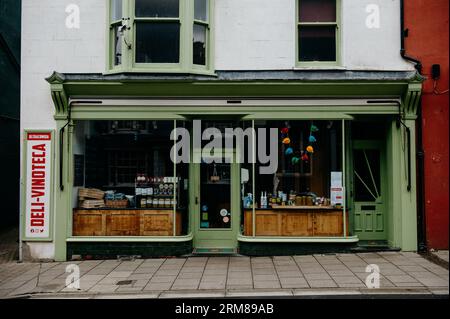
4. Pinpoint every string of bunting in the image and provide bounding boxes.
[280,122,319,165]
